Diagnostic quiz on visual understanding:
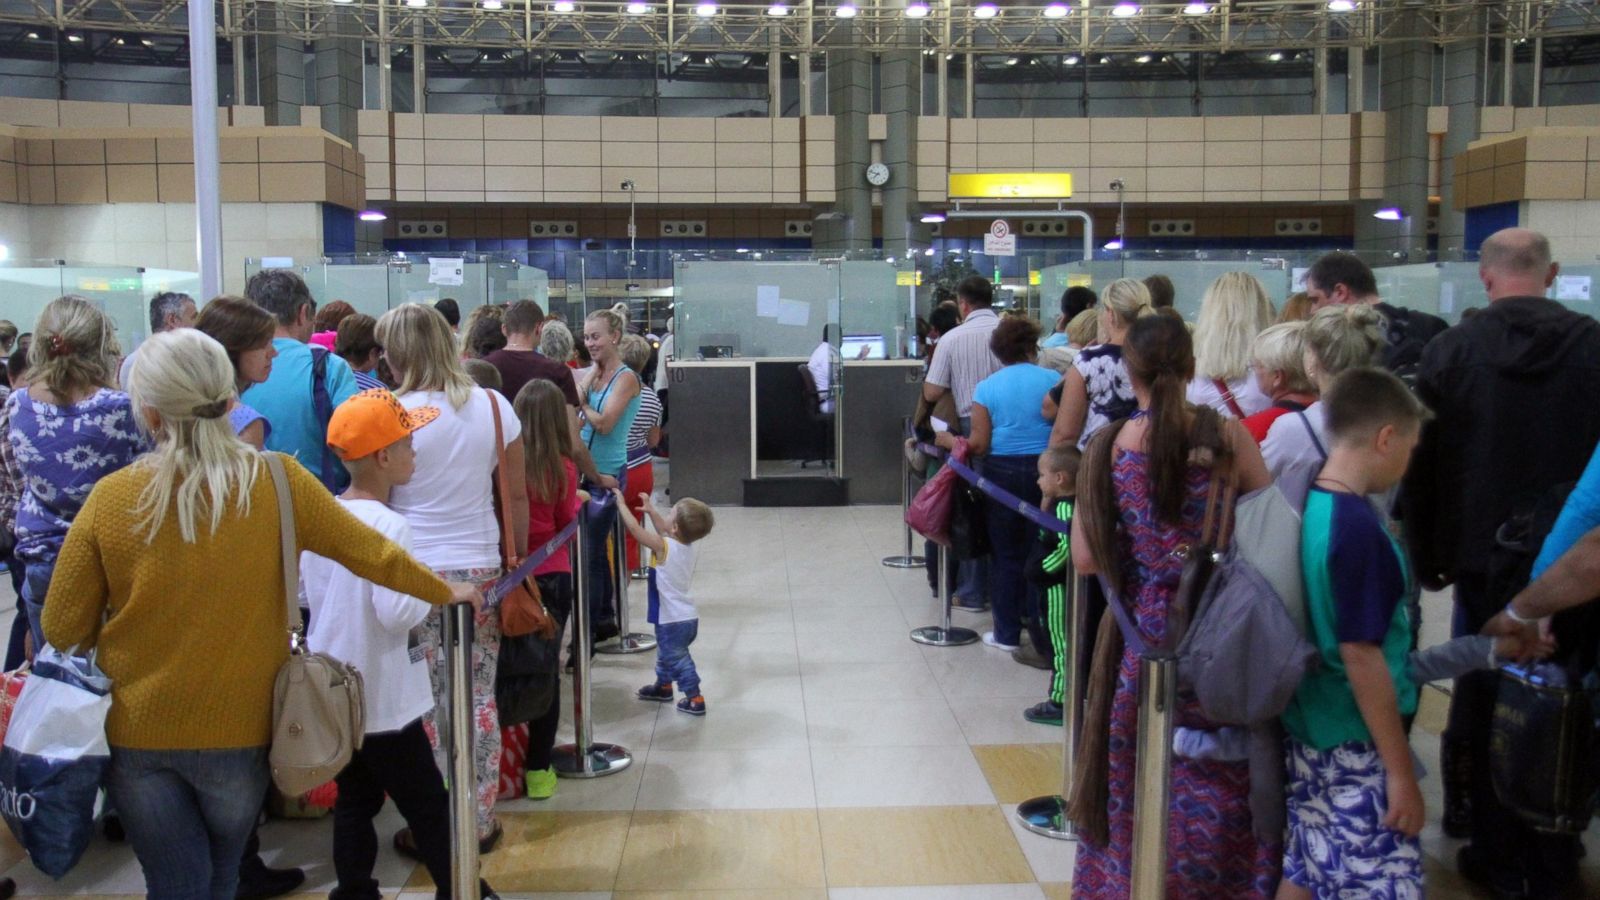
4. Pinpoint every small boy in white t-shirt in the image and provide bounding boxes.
[302,389,493,898]
[614,489,715,716]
